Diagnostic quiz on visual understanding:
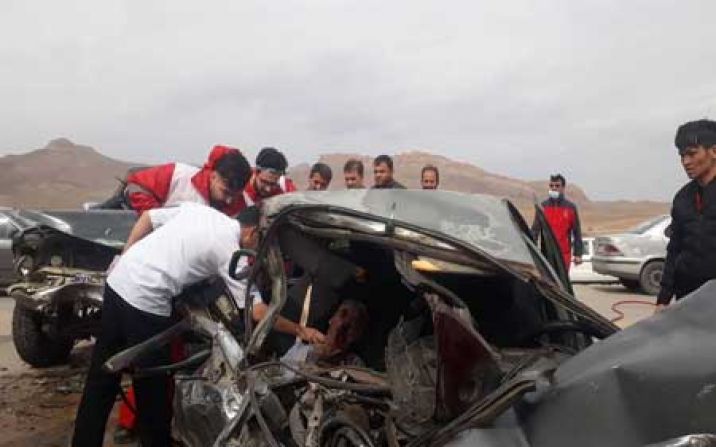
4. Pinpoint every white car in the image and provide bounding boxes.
[569,237,617,283]
[592,215,671,295]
